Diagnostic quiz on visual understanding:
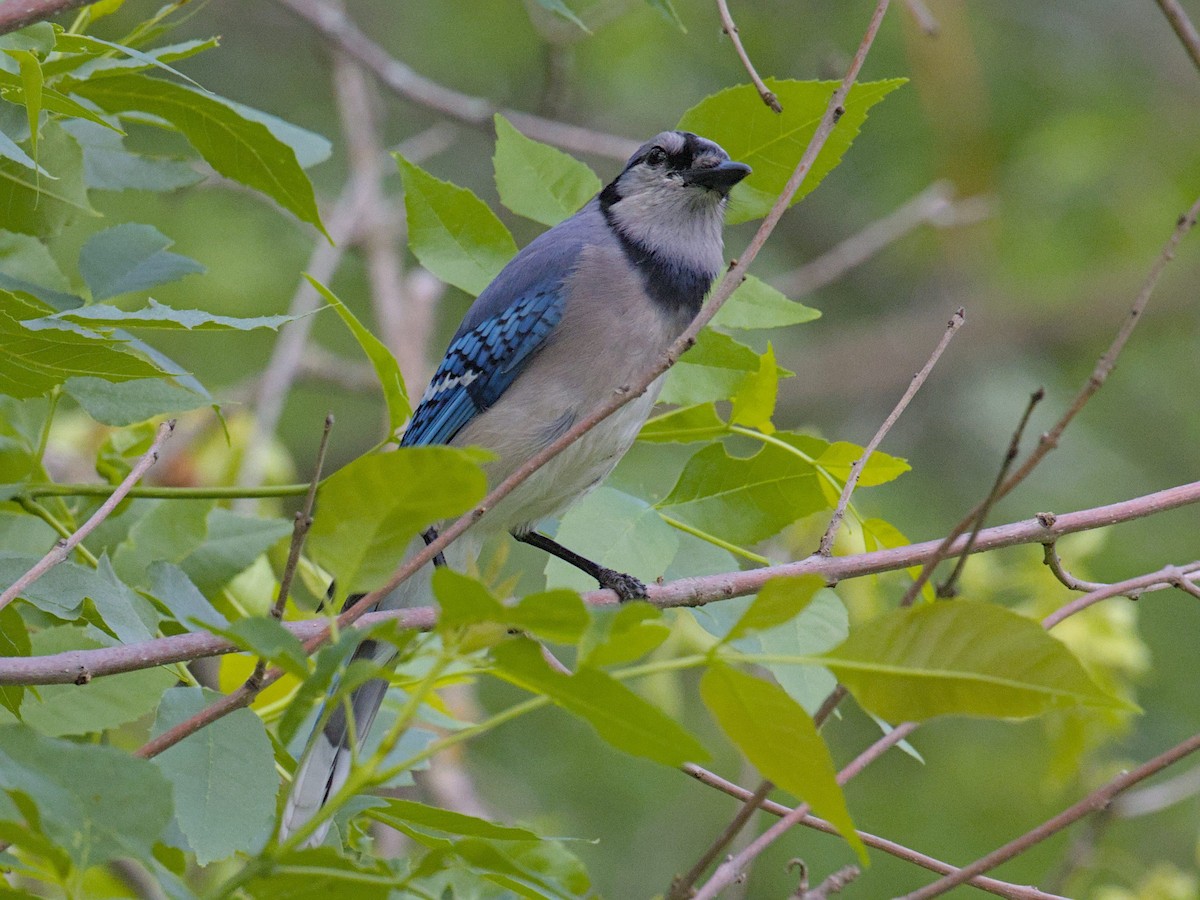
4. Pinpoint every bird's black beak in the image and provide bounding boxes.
[683,160,752,194]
